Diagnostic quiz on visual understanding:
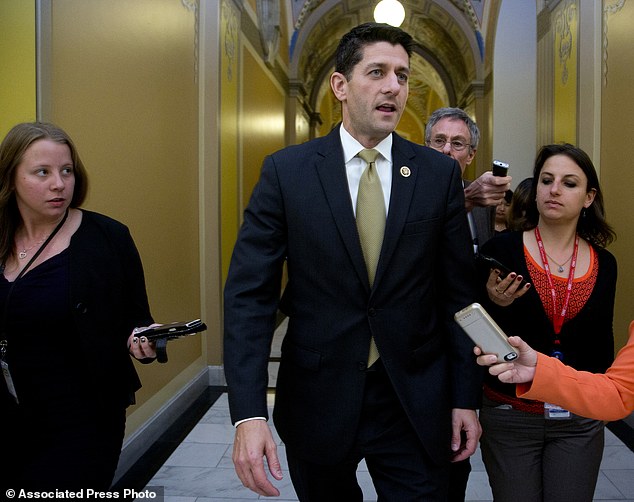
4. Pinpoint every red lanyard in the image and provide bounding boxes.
[534,226,579,335]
